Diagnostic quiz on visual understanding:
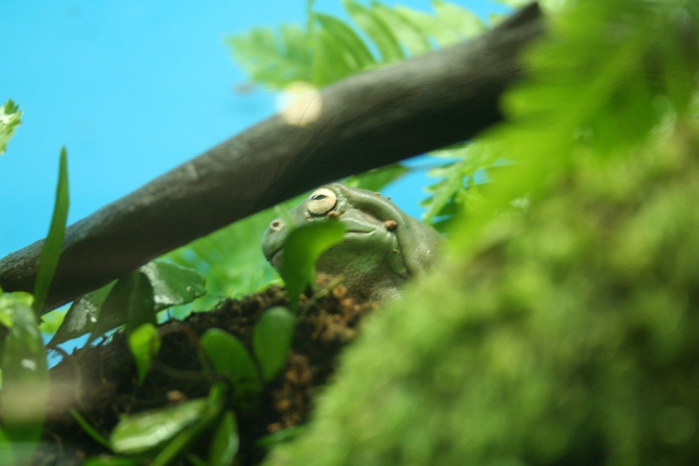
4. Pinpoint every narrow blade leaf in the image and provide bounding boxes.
[34,148,70,313]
